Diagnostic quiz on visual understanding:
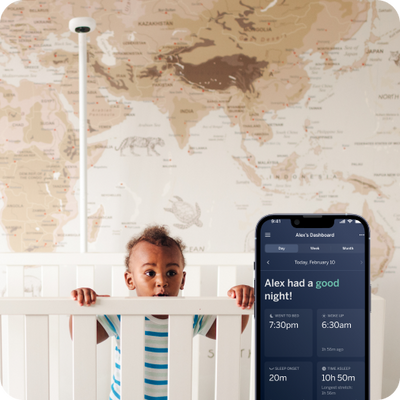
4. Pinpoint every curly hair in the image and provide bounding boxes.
[125,225,186,270]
